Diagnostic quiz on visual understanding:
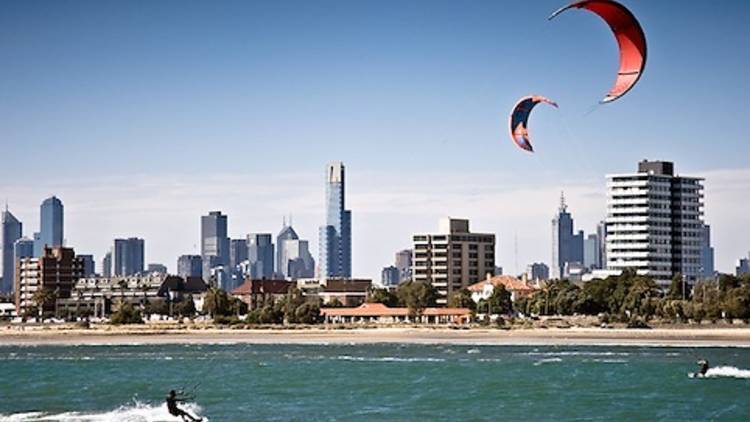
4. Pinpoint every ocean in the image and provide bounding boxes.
[1,343,749,421]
